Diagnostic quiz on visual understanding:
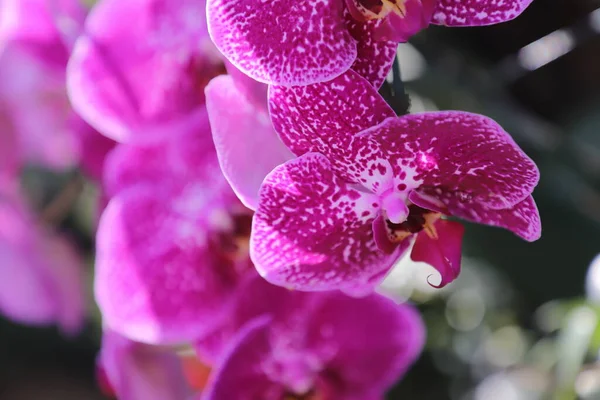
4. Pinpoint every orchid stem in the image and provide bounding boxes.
[392,56,411,116]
